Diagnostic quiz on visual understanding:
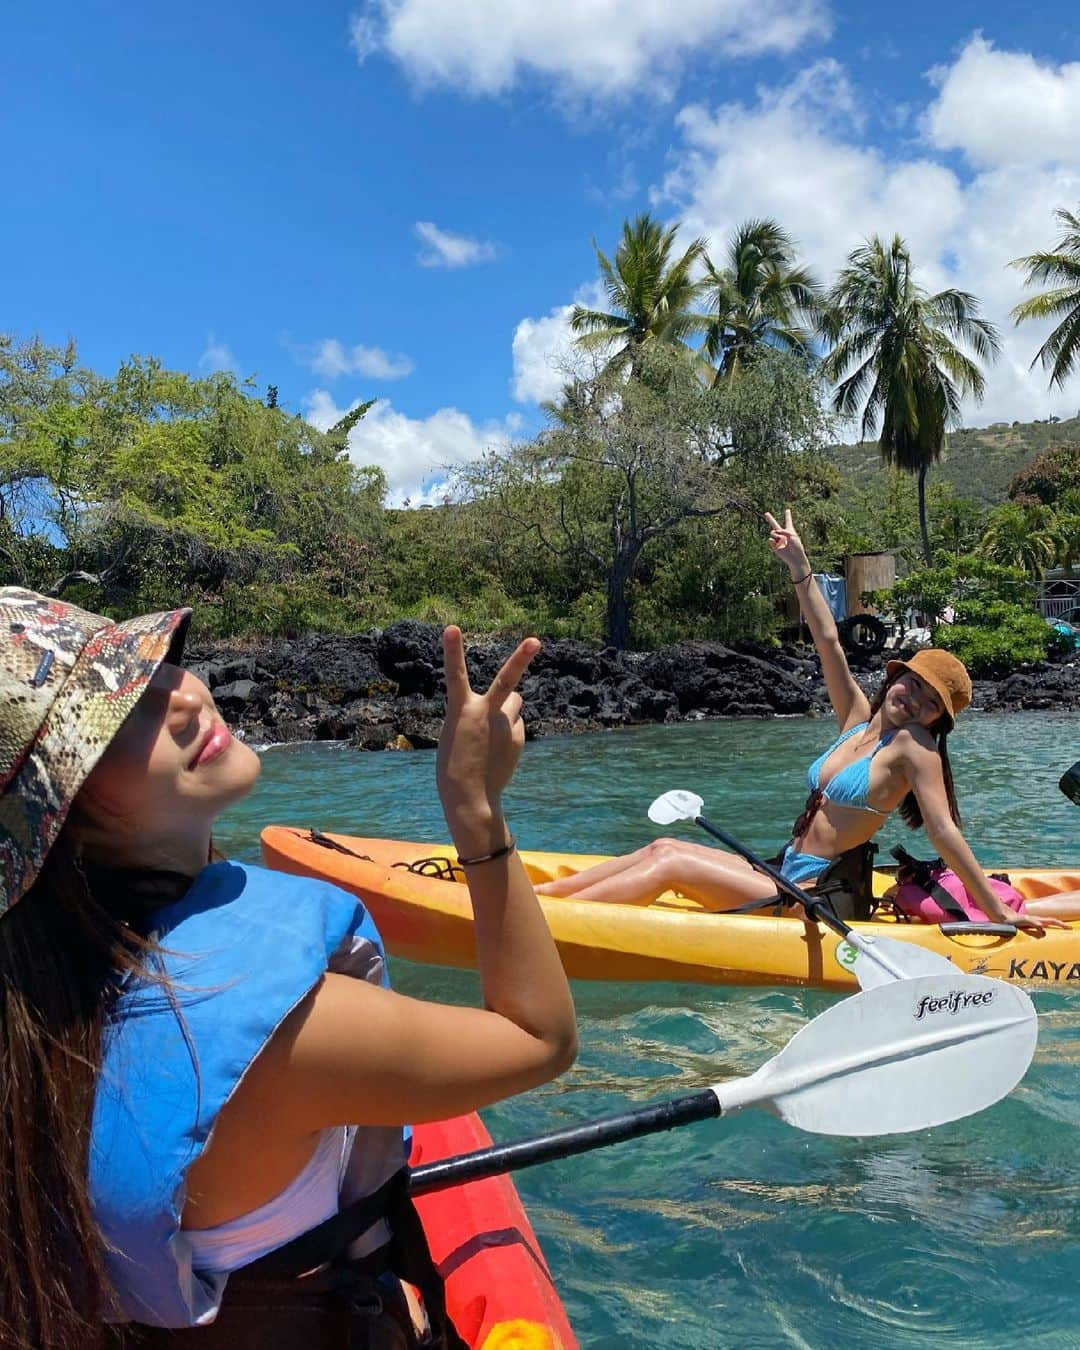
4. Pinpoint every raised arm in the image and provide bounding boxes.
[246,628,578,1130]
[435,625,577,1055]
[901,730,1063,935]
[765,509,868,731]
